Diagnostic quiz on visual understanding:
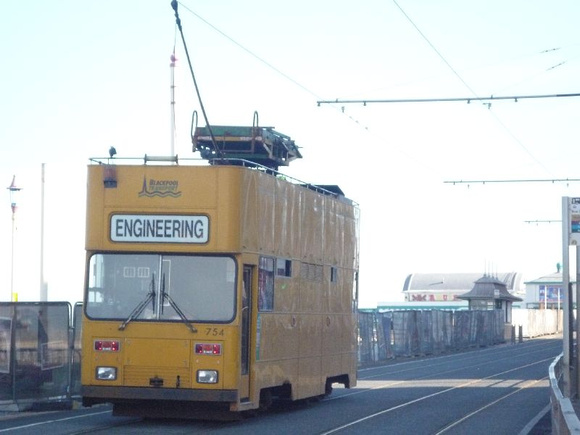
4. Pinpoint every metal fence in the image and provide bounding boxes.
[512,308,562,338]
[358,309,506,366]
[0,302,82,411]
[0,303,528,410]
